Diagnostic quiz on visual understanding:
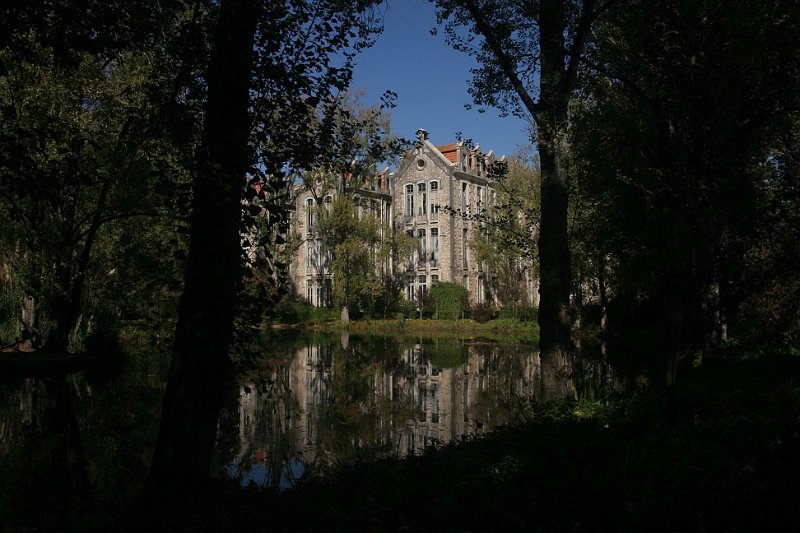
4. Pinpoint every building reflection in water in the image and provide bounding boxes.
[224,337,613,489]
